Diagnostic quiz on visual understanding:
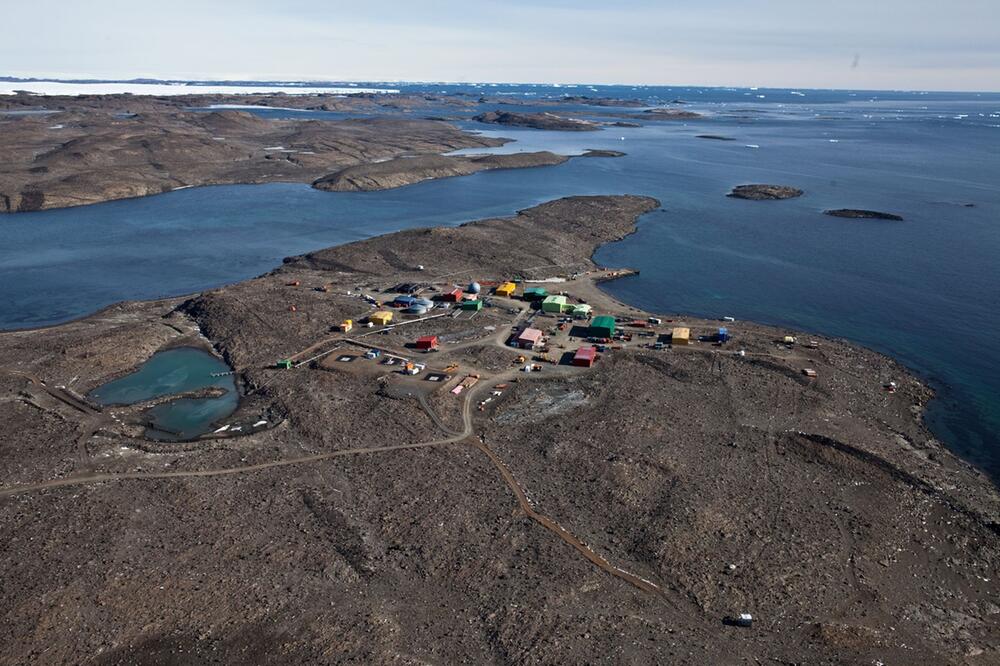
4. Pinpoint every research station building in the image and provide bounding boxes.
[590,315,616,339]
